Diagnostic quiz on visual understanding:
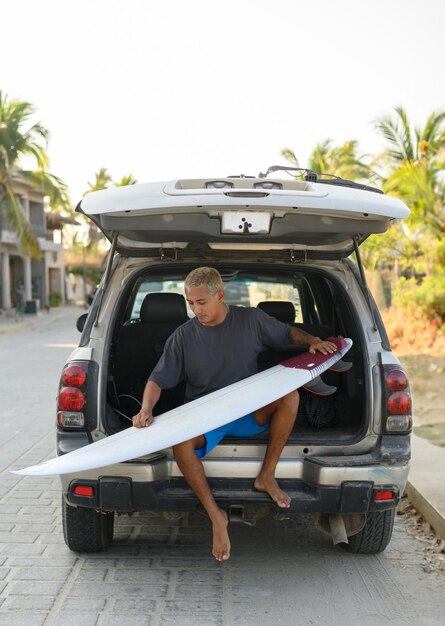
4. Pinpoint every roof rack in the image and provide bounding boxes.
[257,165,383,195]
